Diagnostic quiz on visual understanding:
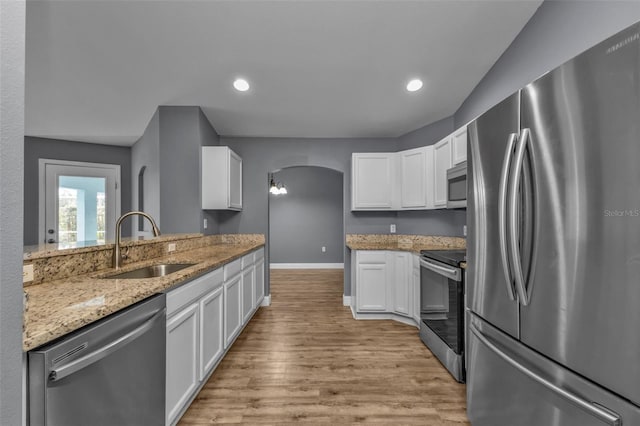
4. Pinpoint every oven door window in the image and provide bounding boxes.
[420,266,463,354]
